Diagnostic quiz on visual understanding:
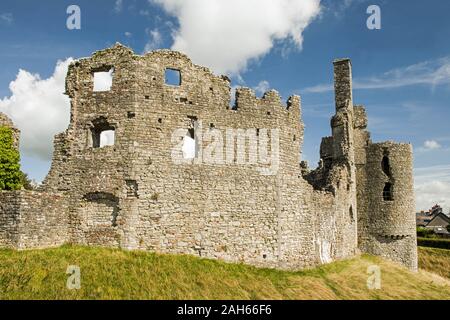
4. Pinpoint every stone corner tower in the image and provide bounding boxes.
[330,58,417,271]
[357,140,418,271]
